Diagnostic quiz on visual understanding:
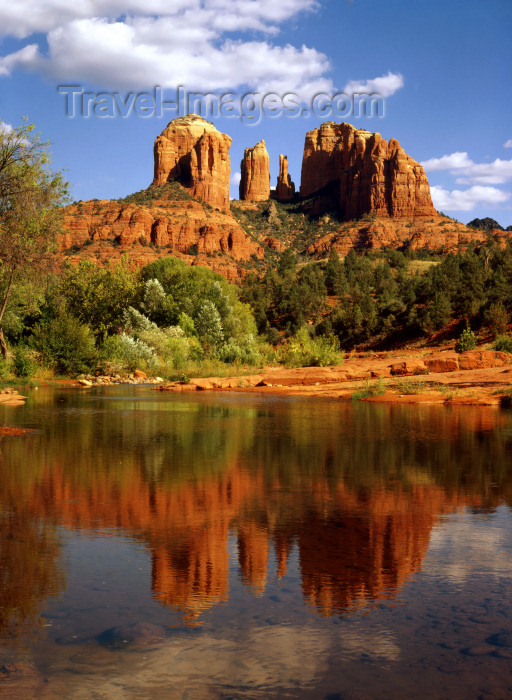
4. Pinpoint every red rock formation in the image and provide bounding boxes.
[300,121,437,219]
[276,154,295,202]
[305,215,496,258]
[61,195,264,279]
[239,140,270,201]
[153,114,231,211]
